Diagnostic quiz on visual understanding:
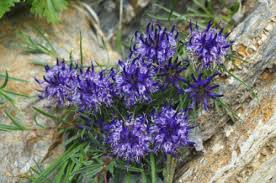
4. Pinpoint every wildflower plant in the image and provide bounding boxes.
[33,21,234,182]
